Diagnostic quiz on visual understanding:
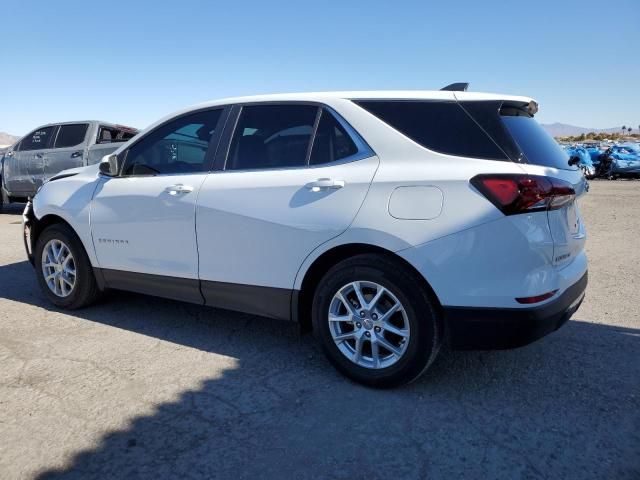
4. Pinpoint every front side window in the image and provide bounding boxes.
[310,109,359,165]
[19,126,55,151]
[122,109,222,176]
[226,104,318,170]
[54,124,88,148]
